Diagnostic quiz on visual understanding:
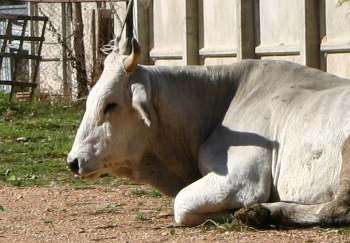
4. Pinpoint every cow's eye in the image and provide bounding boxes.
[104,103,118,114]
